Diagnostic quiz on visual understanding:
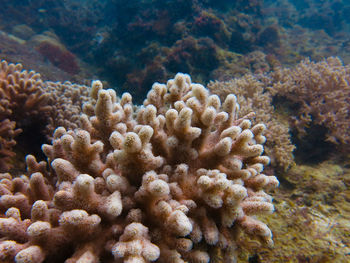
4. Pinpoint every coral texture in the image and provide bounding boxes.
[208,74,295,170]
[44,81,90,136]
[269,57,350,145]
[0,60,90,172]
[0,73,278,262]
[0,60,51,122]
[0,60,50,171]
[0,119,21,171]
